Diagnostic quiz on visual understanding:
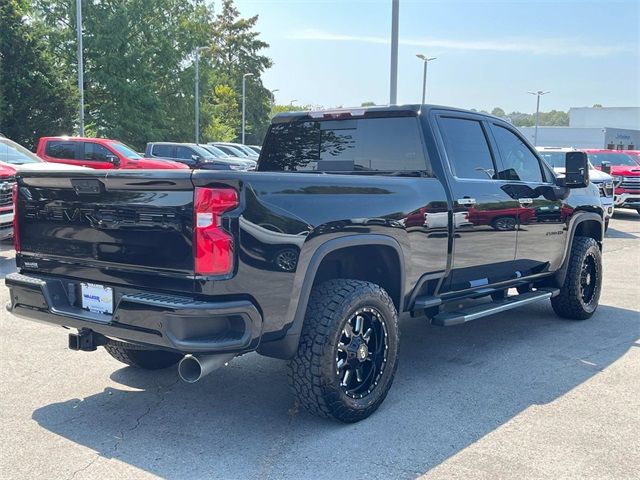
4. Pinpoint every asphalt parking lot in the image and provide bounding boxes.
[0,211,638,480]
